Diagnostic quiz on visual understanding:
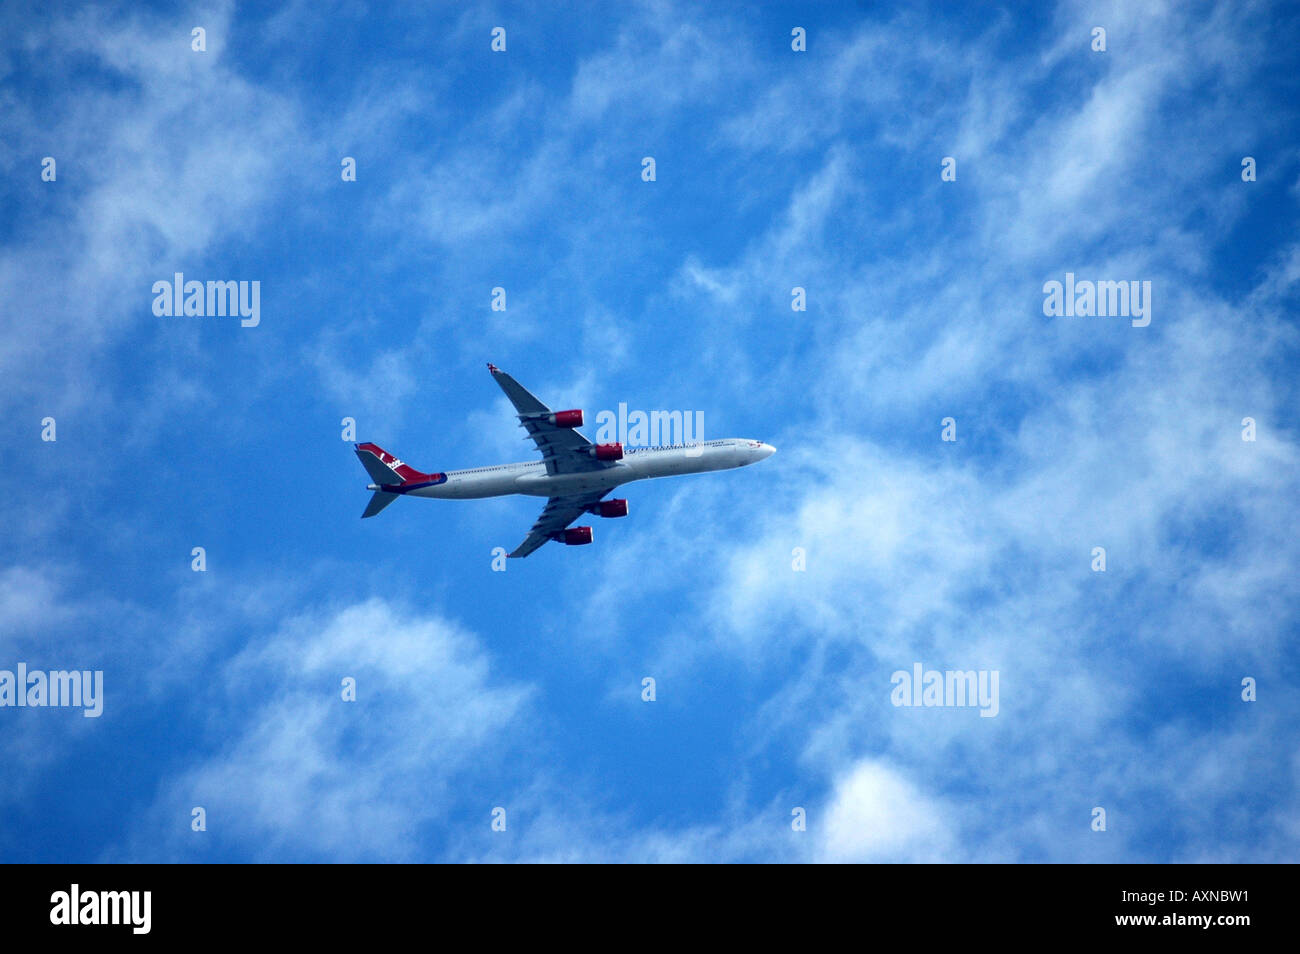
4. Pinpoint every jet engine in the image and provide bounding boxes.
[553,526,594,546]
[589,442,624,461]
[549,409,583,428]
[589,499,629,518]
